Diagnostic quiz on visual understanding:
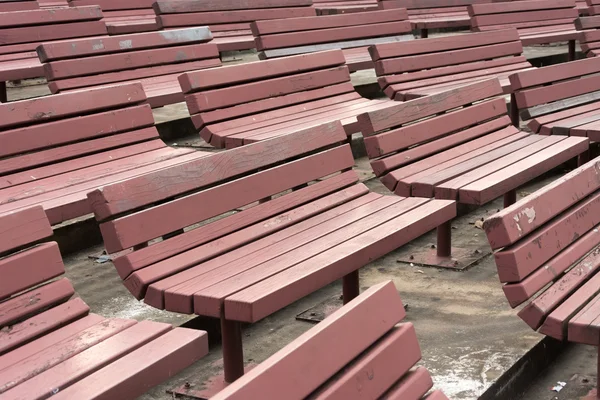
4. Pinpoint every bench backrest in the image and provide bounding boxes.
[179,50,355,147]
[38,27,220,95]
[509,56,600,130]
[251,9,412,60]
[0,206,84,354]
[212,280,448,400]
[576,15,600,56]
[370,28,525,100]
[0,6,106,57]
[380,0,489,15]
[469,0,578,32]
[154,0,316,34]
[358,79,517,196]
[68,0,158,34]
[587,0,600,14]
[0,83,162,220]
[87,122,364,301]
[483,157,600,342]
[0,0,38,12]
